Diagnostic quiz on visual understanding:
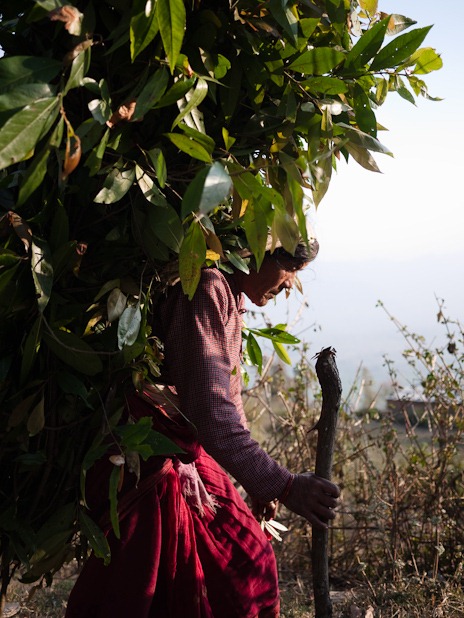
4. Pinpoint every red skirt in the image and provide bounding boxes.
[65,448,280,618]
